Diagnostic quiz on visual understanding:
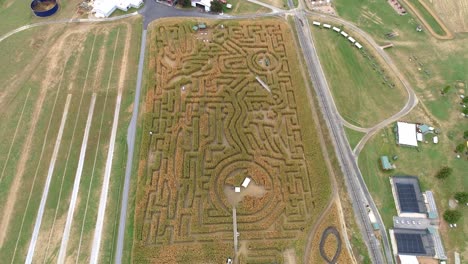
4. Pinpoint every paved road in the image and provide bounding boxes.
[291,9,389,263]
